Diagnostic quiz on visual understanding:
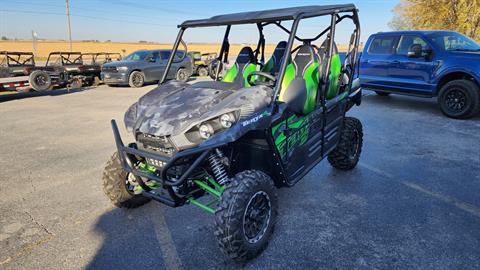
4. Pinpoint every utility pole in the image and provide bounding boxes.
[66,0,72,51]
[31,30,38,56]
